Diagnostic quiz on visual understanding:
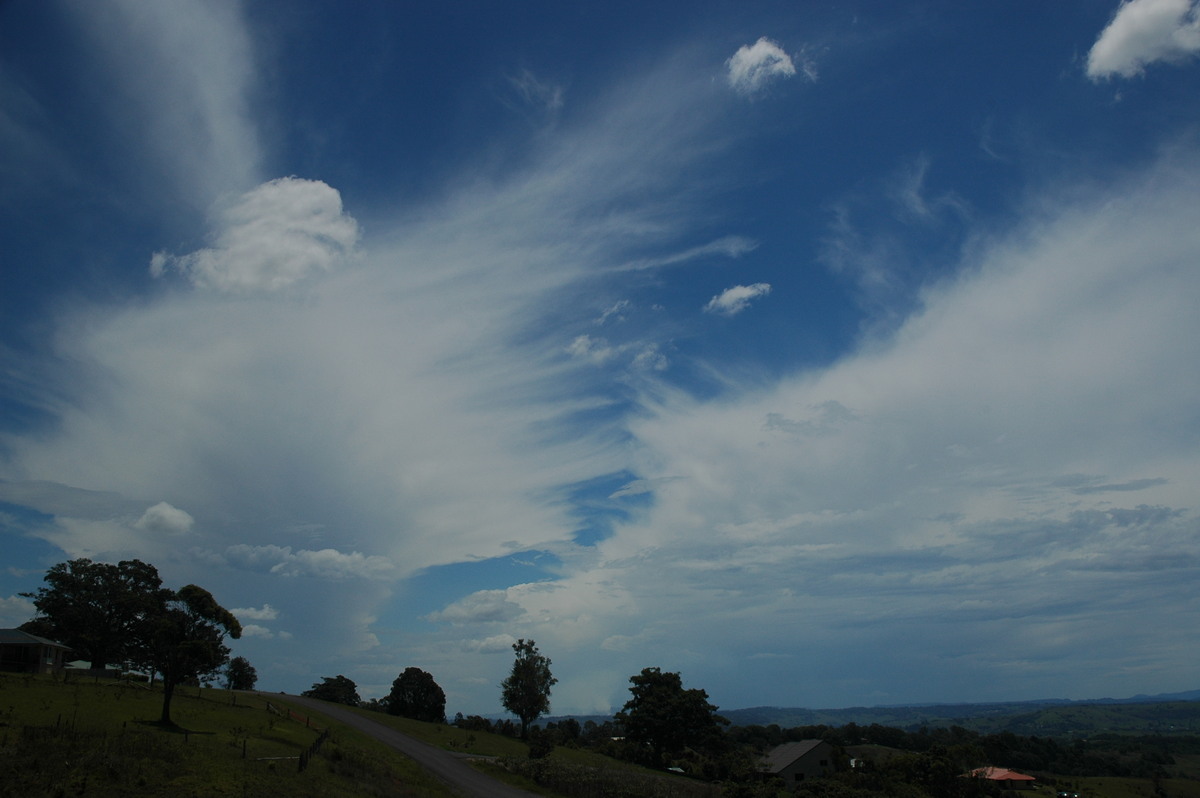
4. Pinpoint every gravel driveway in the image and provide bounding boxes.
[277,693,542,797]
